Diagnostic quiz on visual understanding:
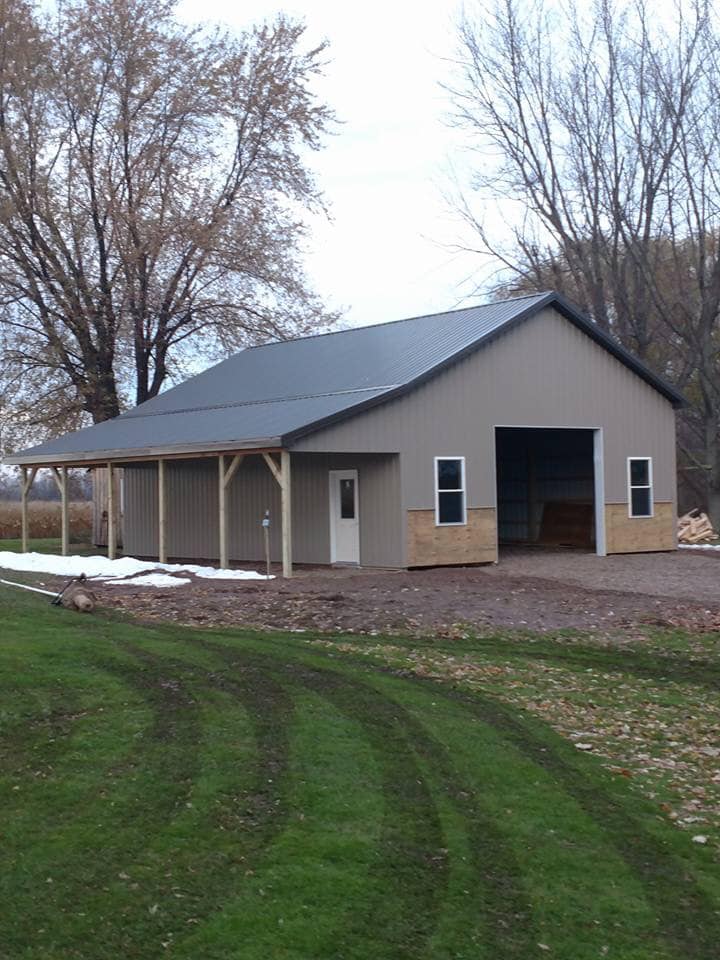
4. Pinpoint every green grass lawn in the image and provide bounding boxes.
[1,583,719,959]
[0,537,99,555]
